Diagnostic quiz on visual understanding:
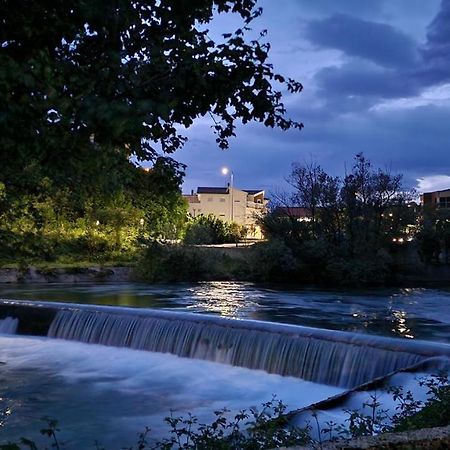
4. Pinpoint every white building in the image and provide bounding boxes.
[183,186,268,239]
